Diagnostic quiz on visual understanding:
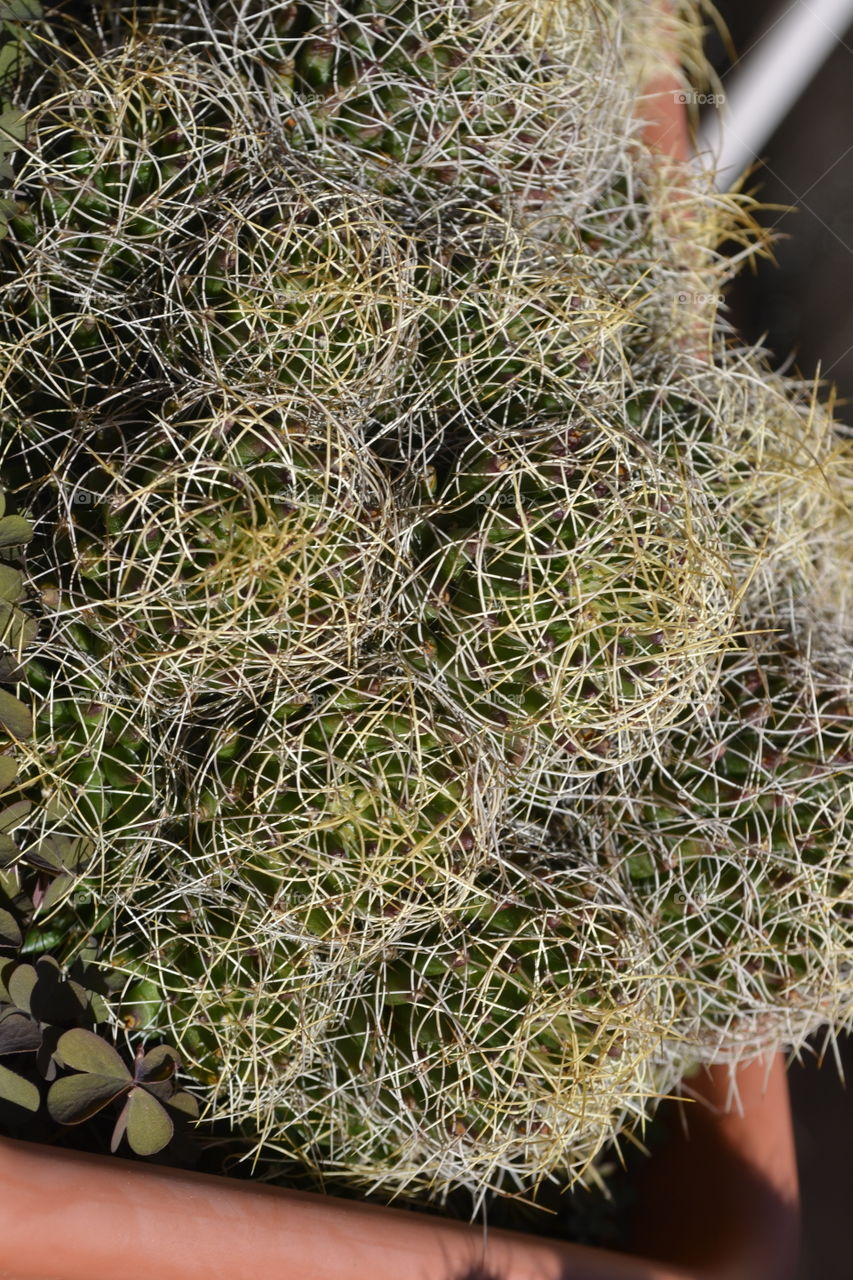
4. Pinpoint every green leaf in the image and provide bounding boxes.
[0,906,20,947]
[0,655,22,682]
[47,1071,130,1125]
[0,688,31,739]
[0,107,24,161]
[0,48,19,94]
[0,0,44,20]
[0,1011,40,1055]
[0,799,29,831]
[29,834,92,874]
[23,839,64,873]
[136,1044,180,1083]
[7,962,36,1011]
[88,991,110,1023]
[39,872,74,912]
[123,1085,174,1156]
[167,1089,200,1119]
[0,566,22,602]
[0,755,17,790]
[0,1062,39,1111]
[53,1028,130,1080]
[0,514,32,547]
[0,600,38,651]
